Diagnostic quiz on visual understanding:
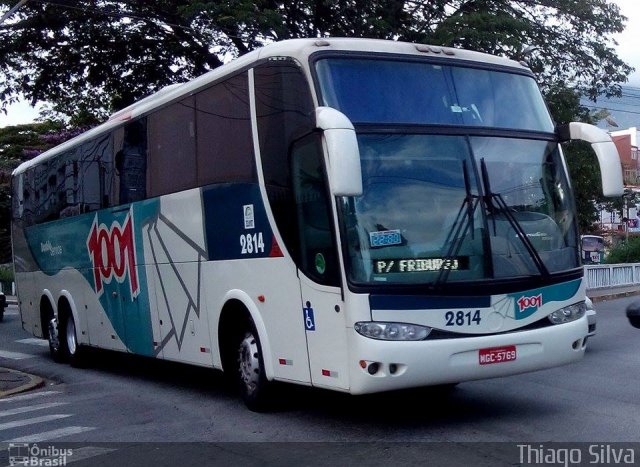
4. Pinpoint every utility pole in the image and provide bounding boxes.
[0,0,29,26]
